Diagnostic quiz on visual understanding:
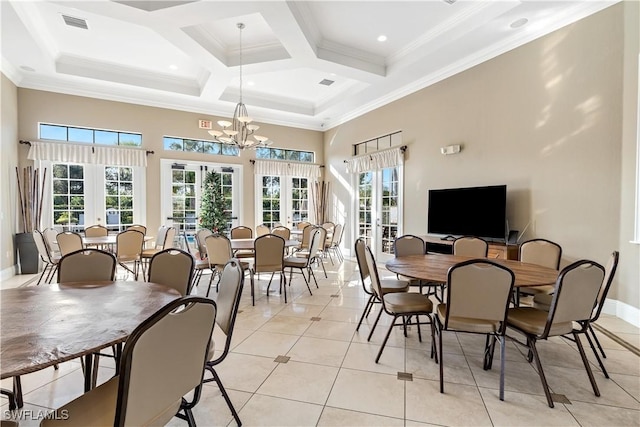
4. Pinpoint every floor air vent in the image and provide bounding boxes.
[62,15,88,30]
